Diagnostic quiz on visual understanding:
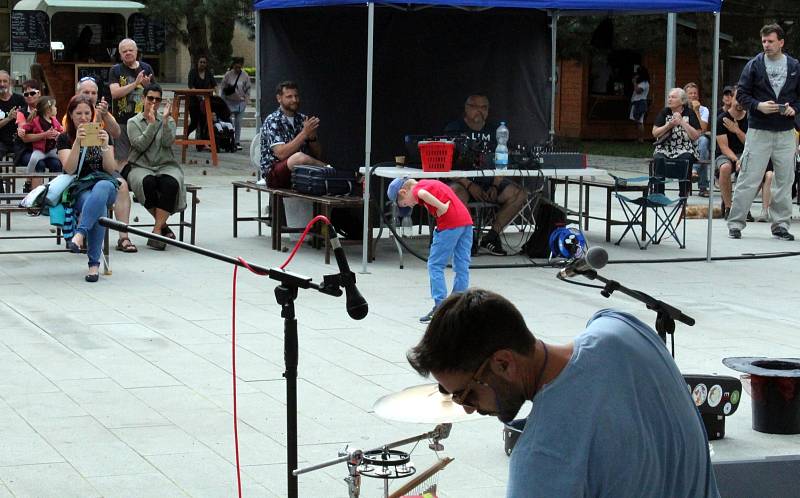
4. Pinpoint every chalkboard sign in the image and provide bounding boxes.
[75,64,113,104]
[127,14,166,54]
[11,11,50,52]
